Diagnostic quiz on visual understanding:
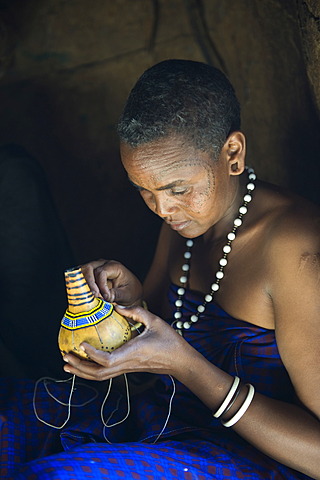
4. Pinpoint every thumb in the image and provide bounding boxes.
[109,287,137,306]
[115,304,153,328]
